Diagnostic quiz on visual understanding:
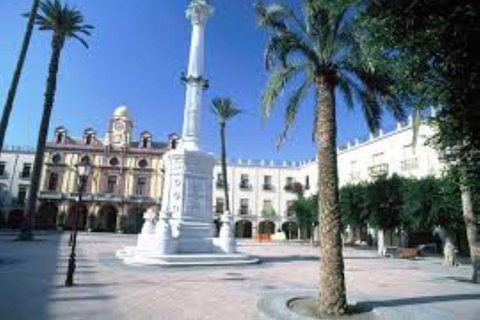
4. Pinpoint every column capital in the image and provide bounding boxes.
[186,0,214,25]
